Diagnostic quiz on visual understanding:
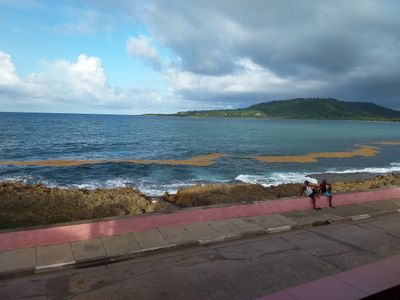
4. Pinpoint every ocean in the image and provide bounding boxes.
[0,112,399,195]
